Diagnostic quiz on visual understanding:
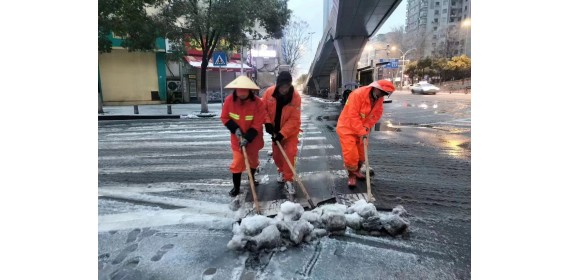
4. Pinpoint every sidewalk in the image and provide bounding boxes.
[98,103,222,120]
